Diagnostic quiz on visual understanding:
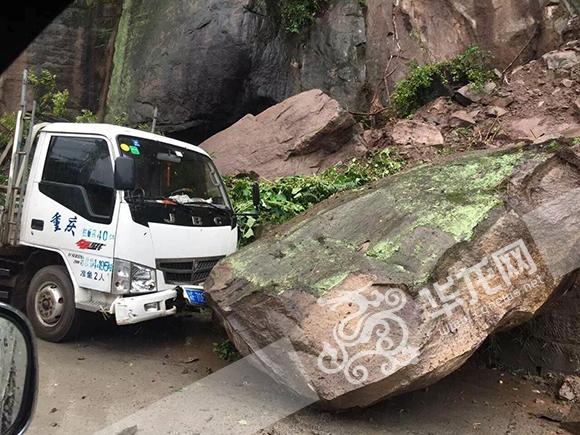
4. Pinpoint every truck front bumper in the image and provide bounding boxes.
[112,289,178,326]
